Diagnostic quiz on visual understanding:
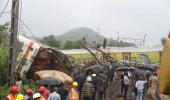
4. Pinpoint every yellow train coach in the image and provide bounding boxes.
[60,46,163,64]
